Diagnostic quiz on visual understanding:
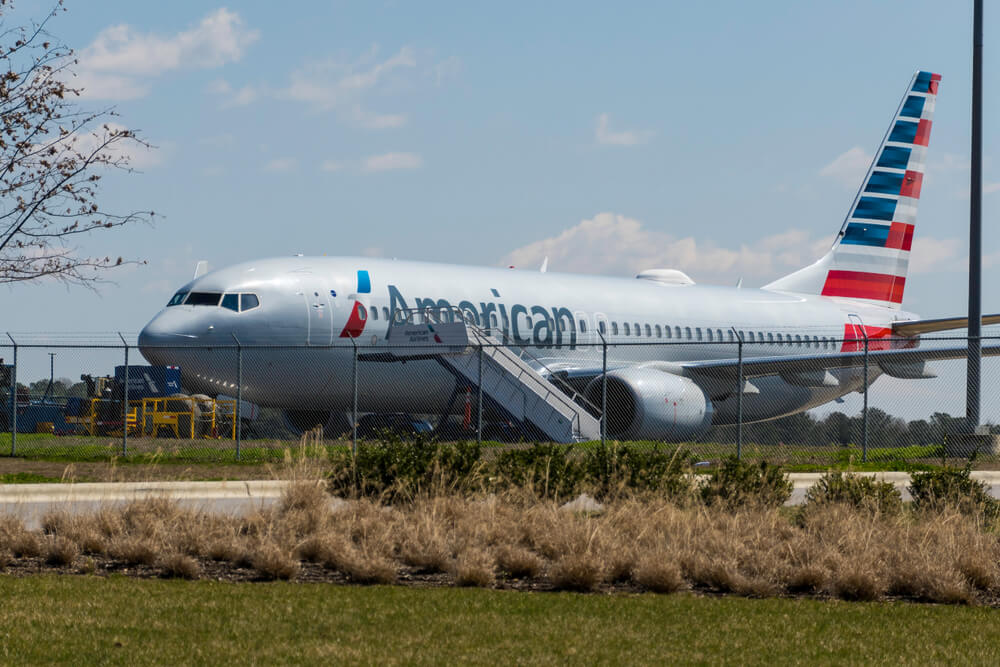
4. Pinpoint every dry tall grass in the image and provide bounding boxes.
[1,477,999,605]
